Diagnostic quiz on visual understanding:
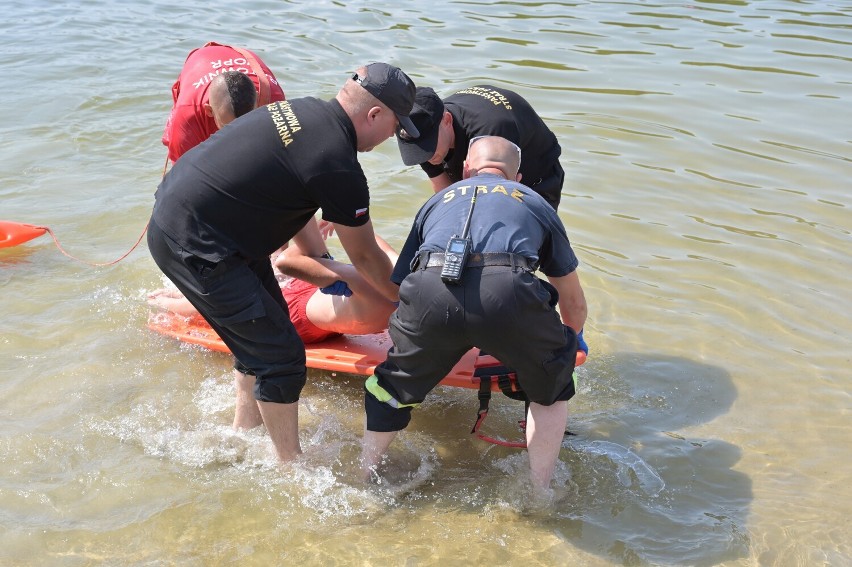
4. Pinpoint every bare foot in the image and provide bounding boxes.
[147,288,198,316]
